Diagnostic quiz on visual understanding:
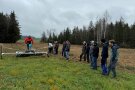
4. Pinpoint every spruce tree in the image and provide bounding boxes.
[8,11,20,43]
